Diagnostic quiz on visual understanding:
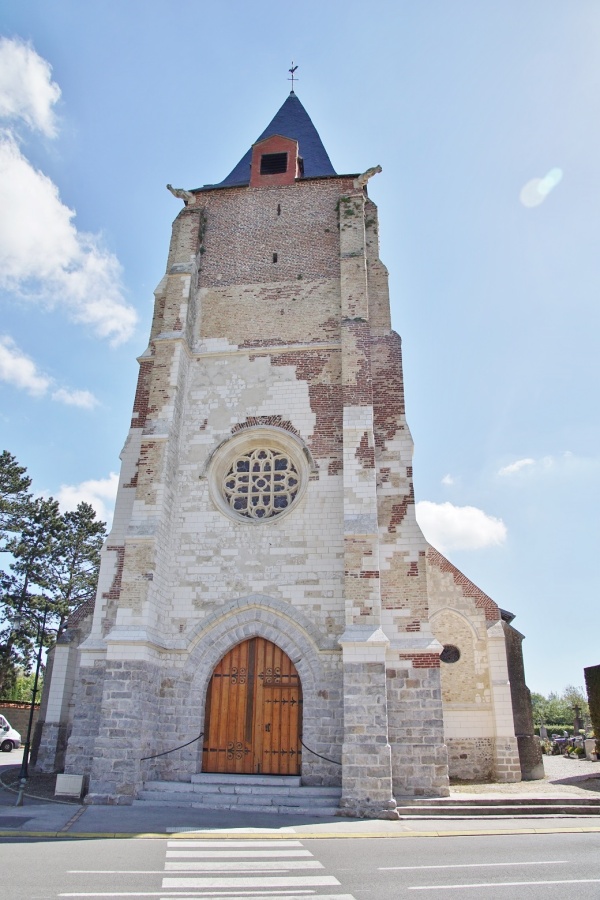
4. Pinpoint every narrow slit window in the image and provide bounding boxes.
[260,153,288,175]
[272,252,278,263]
[277,203,281,215]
